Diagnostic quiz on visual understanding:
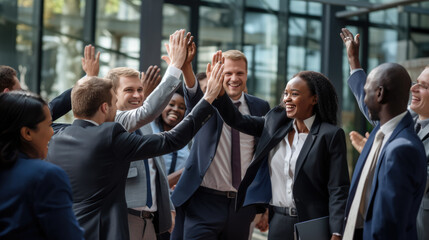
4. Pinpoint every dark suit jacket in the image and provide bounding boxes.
[171,82,270,207]
[47,99,214,240]
[348,70,428,239]
[0,154,84,239]
[212,94,350,234]
[48,88,72,121]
